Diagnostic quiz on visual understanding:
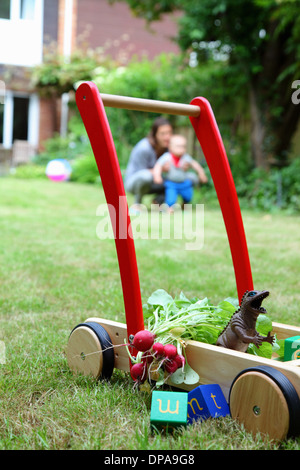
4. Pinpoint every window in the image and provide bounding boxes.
[1,92,39,149]
[0,0,36,21]
[20,0,35,20]
[13,96,29,141]
[0,82,4,143]
[0,105,4,144]
[0,0,11,19]
[0,0,41,66]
